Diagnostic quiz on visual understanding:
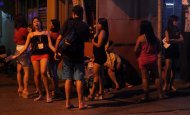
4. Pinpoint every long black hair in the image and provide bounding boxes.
[140,20,157,45]
[32,17,43,30]
[167,15,180,39]
[14,14,27,29]
[98,18,109,39]
[50,19,60,33]
[167,15,178,30]
[72,5,83,20]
